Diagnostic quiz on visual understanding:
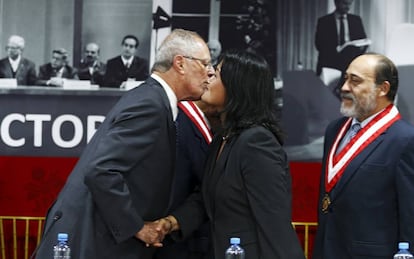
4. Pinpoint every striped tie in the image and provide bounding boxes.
[350,123,361,139]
